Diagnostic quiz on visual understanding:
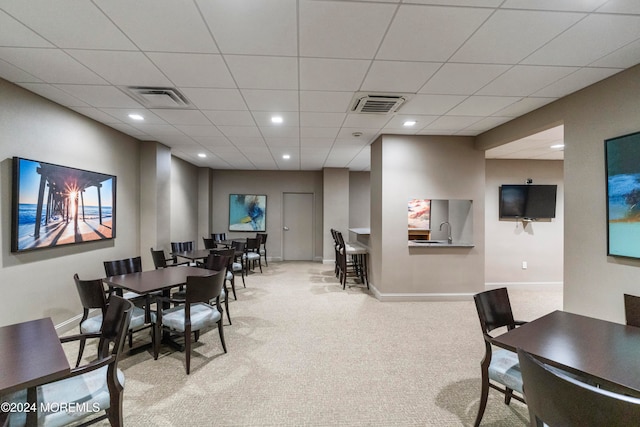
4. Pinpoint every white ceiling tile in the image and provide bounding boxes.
[218,126,262,138]
[299,1,395,59]
[53,84,141,108]
[300,112,346,127]
[493,97,556,117]
[193,136,233,147]
[400,94,467,115]
[464,116,512,132]
[68,106,121,124]
[335,128,379,141]
[147,53,235,88]
[300,58,370,91]
[241,89,298,112]
[300,127,339,139]
[95,0,217,53]
[597,0,640,14]
[422,116,483,131]
[361,61,441,93]
[65,50,172,87]
[150,109,211,126]
[300,91,354,113]
[107,122,149,137]
[132,124,184,138]
[19,83,88,107]
[203,110,254,127]
[384,114,438,129]
[590,39,640,68]
[99,108,167,125]
[252,111,299,127]
[0,48,106,84]
[174,125,223,138]
[0,59,42,83]
[301,138,335,148]
[225,56,298,90]
[265,138,299,147]
[377,5,492,61]
[260,126,300,138]
[412,0,502,4]
[180,88,247,111]
[533,67,622,97]
[342,114,392,129]
[1,1,136,49]
[447,96,521,116]
[452,10,584,64]
[477,65,579,96]
[522,14,640,66]
[0,10,53,47]
[502,0,608,12]
[196,0,298,56]
[420,63,510,95]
